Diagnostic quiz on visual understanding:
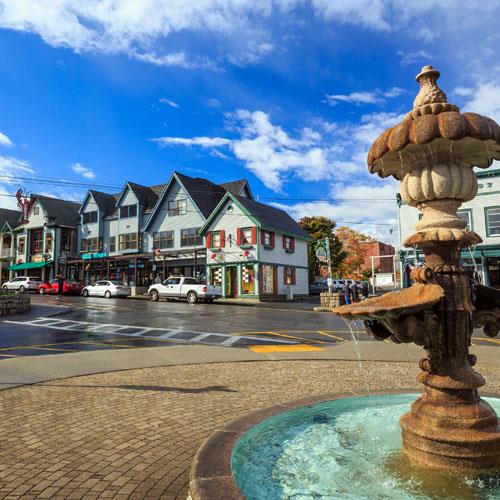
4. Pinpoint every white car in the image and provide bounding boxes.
[81,280,131,298]
[148,277,222,304]
[2,276,43,293]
